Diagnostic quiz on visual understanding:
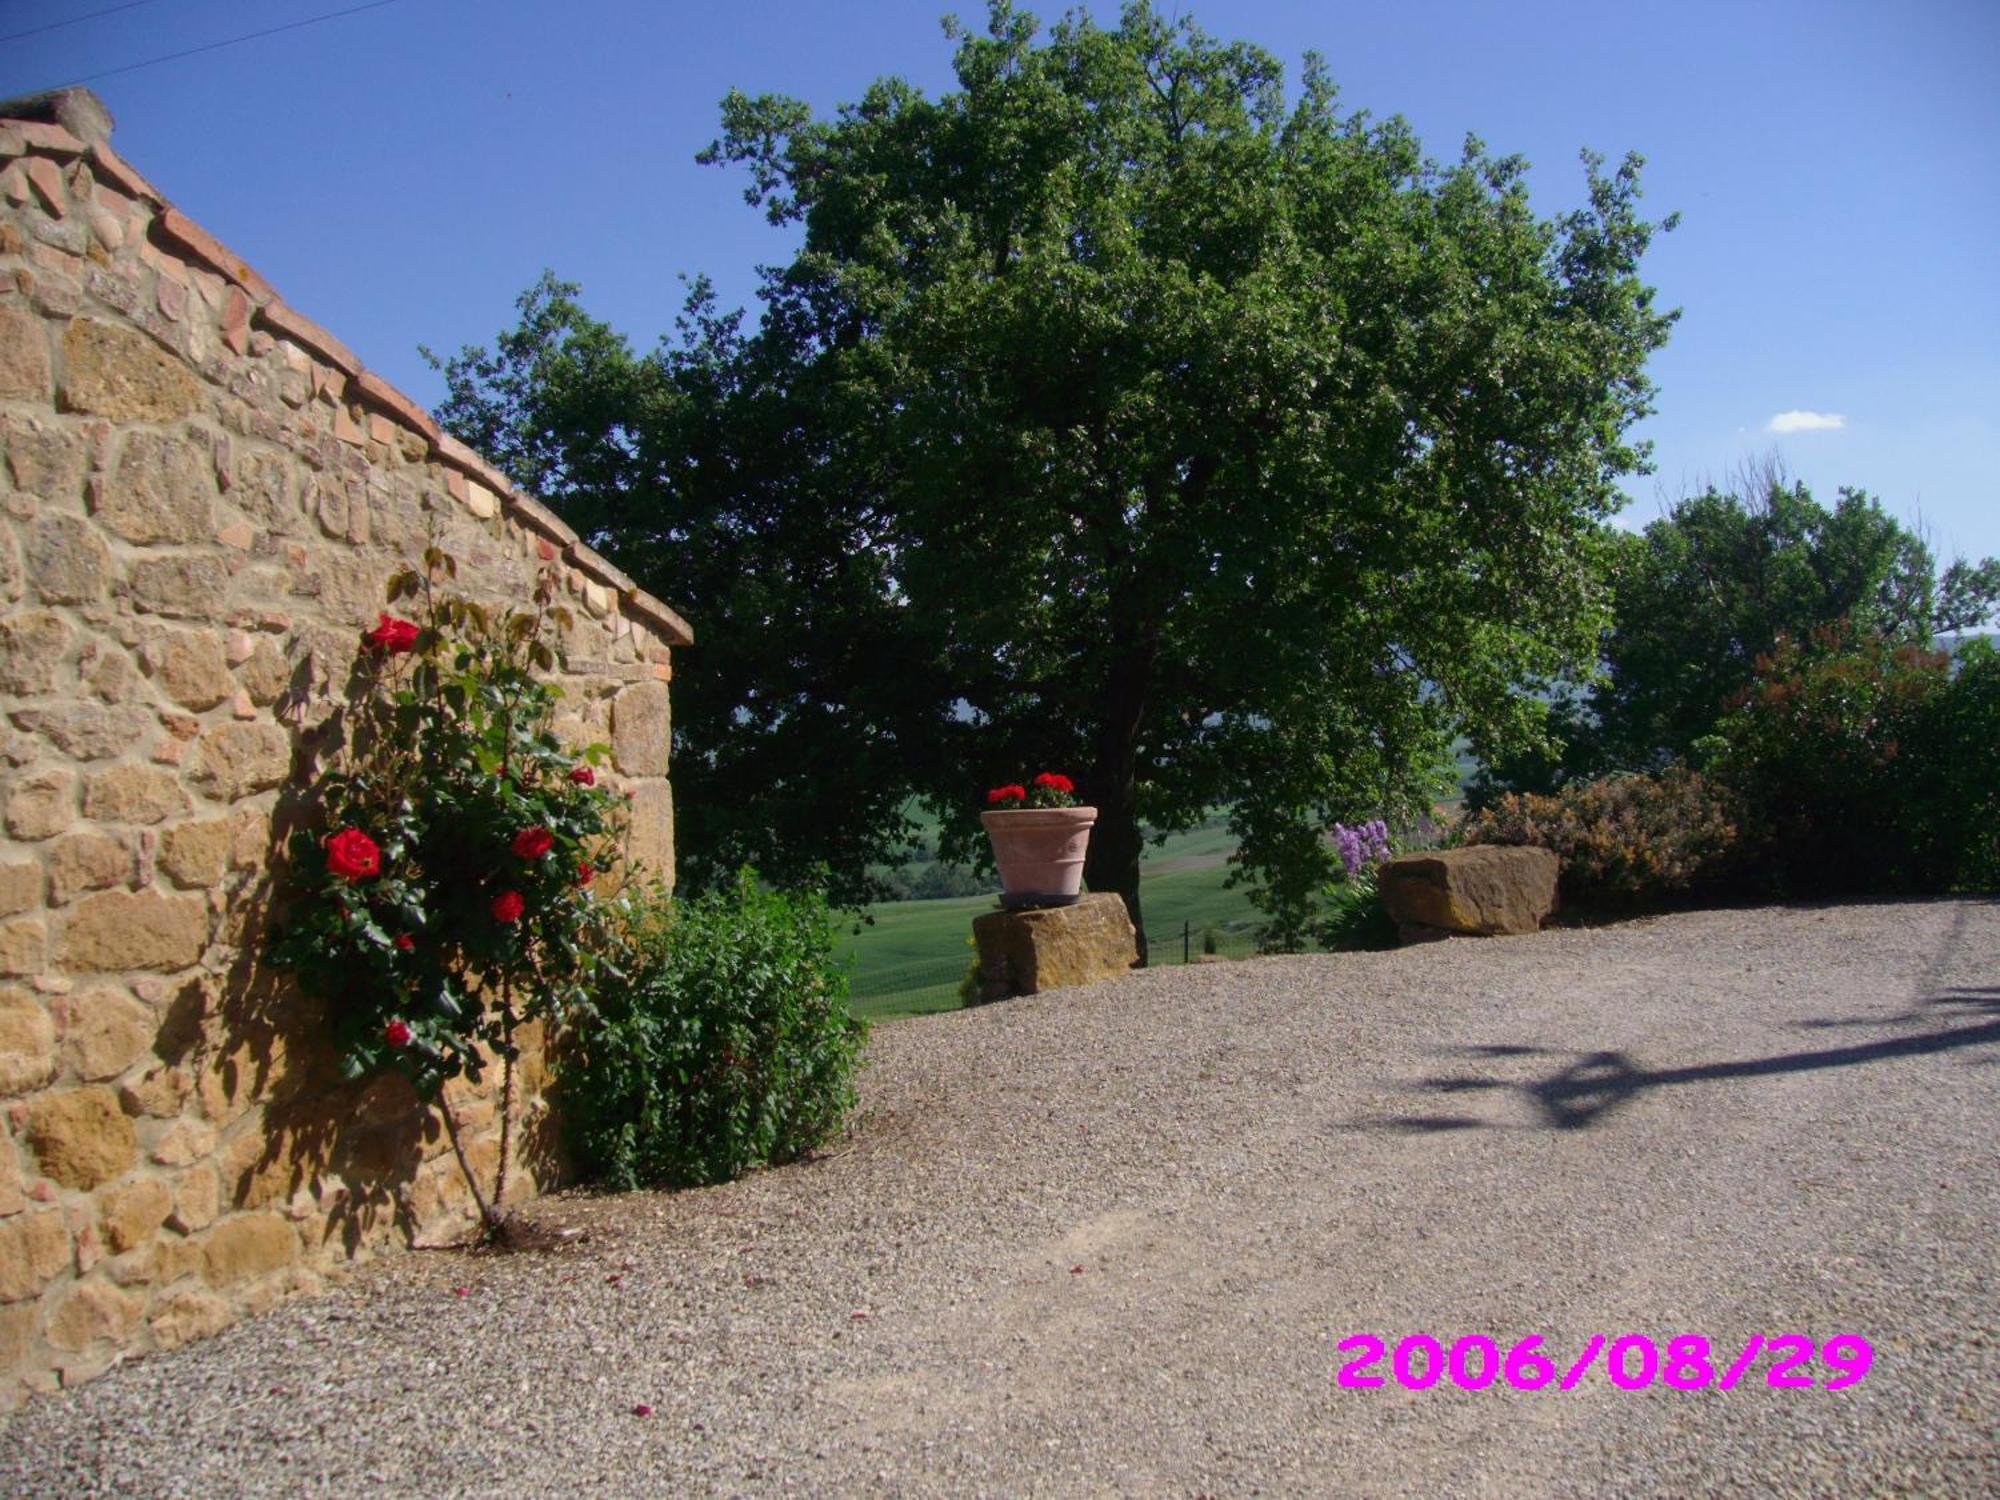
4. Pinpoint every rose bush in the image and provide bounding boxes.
[270,545,628,1240]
